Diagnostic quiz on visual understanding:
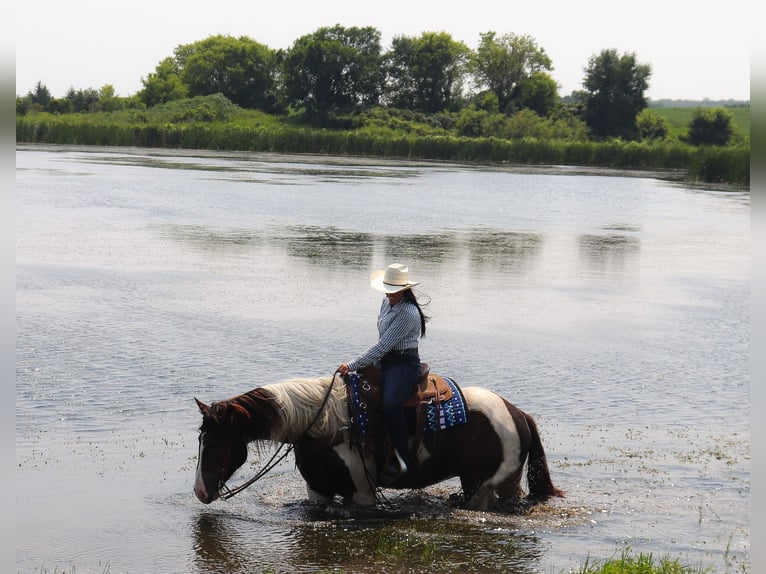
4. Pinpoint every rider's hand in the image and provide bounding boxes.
[338,363,350,375]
